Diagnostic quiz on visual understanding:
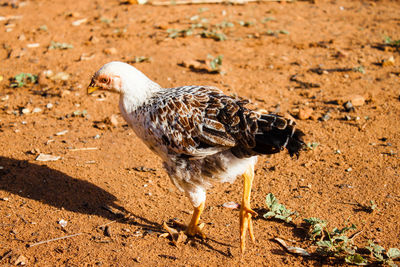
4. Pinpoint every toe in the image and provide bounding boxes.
[186,223,206,238]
